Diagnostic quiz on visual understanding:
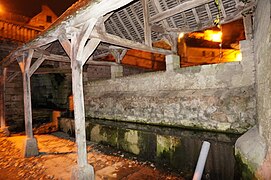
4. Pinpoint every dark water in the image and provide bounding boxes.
[85,118,240,180]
